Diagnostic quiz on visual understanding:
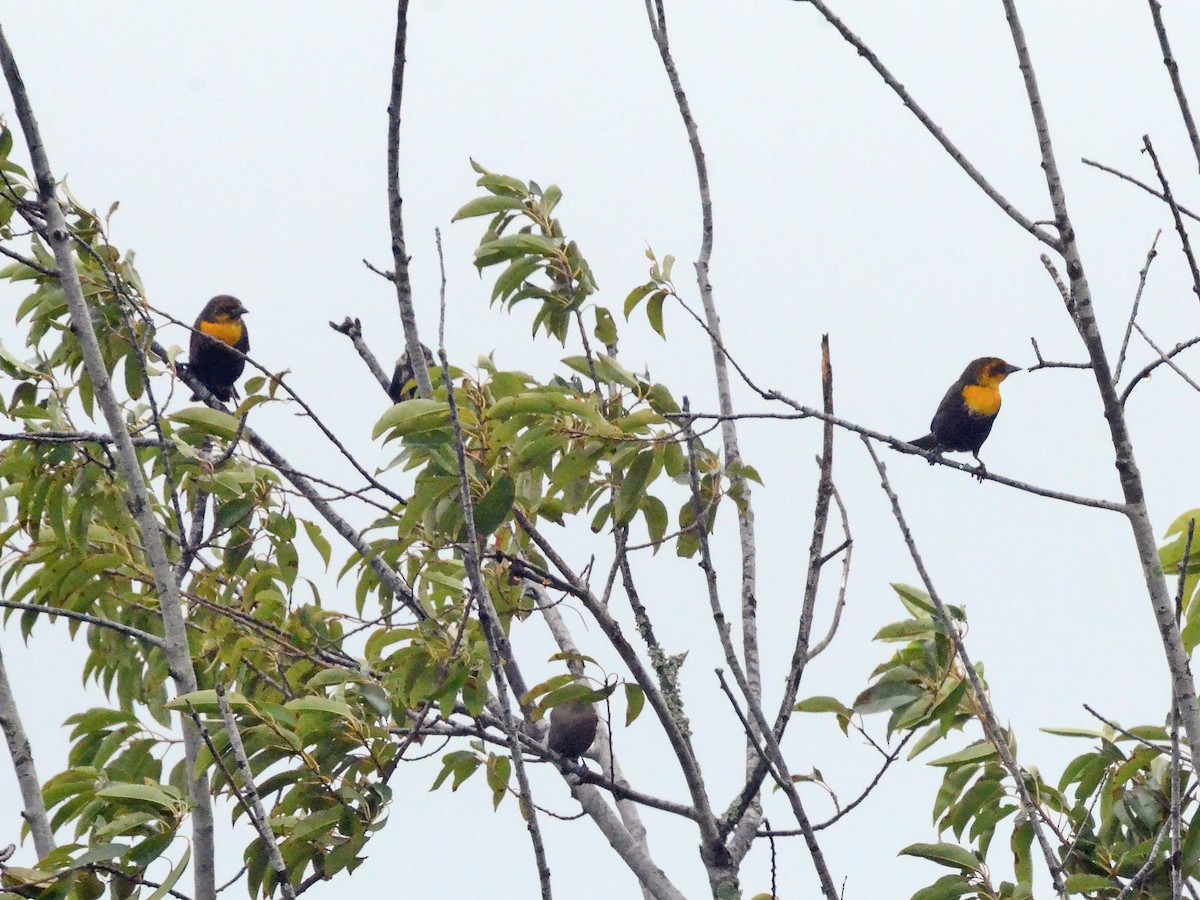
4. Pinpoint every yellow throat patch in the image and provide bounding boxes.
[961,384,1001,416]
[200,318,244,348]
